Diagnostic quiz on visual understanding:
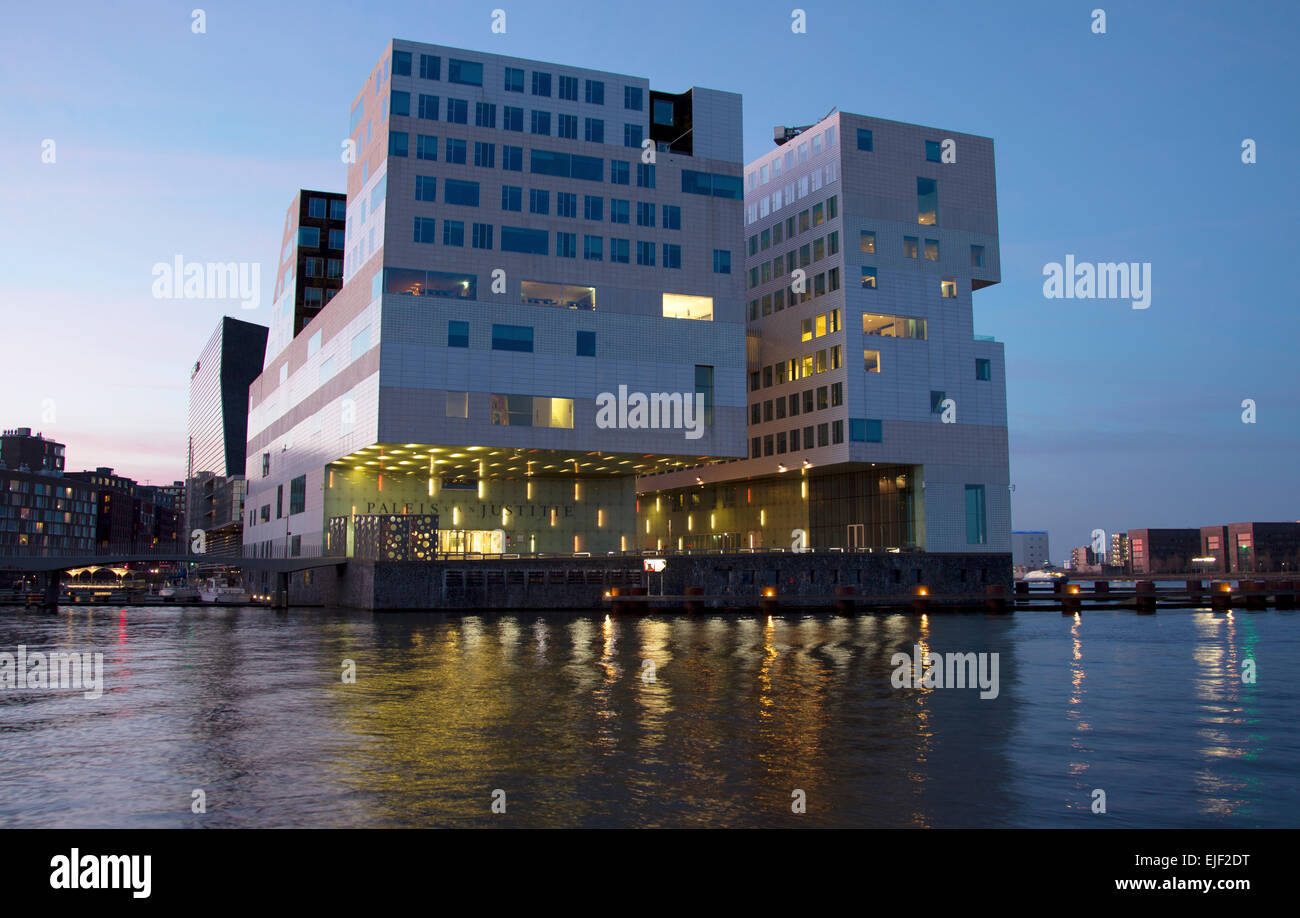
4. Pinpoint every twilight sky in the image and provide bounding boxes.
[1,0,1296,558]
